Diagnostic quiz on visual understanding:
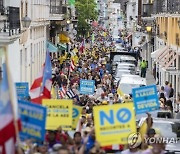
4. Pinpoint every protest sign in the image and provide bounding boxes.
[72,105,82,129]
[15,82,29,99]
[93,103,136,146]
[18,100,47,141]
[79,79,95,94]
[42,99,73,130]
[132,85,159,114]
